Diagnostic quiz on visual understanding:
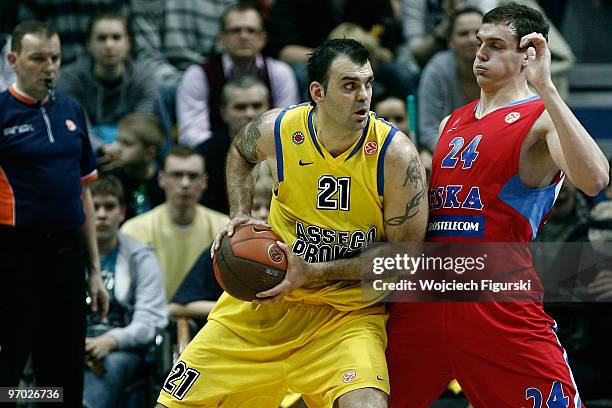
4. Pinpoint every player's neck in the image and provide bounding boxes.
[477,81,534,117]
[313,110,362,157]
